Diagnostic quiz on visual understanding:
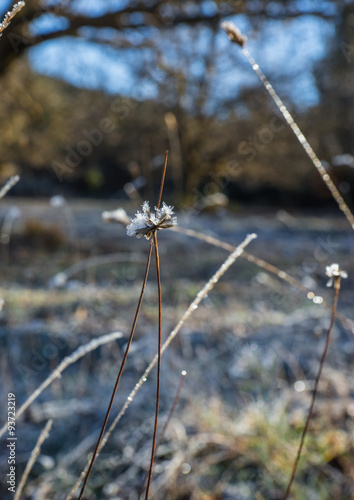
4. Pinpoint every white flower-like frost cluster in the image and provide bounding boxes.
[127,201,177,240]
[325,263,348,287]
